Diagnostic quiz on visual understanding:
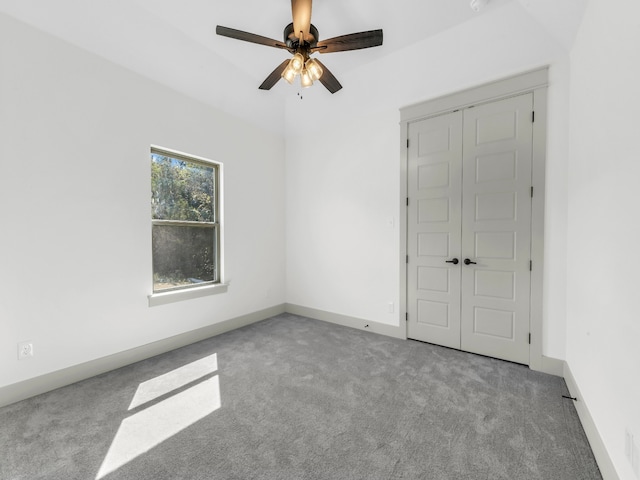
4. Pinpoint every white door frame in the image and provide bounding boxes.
[399,67,548,372]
